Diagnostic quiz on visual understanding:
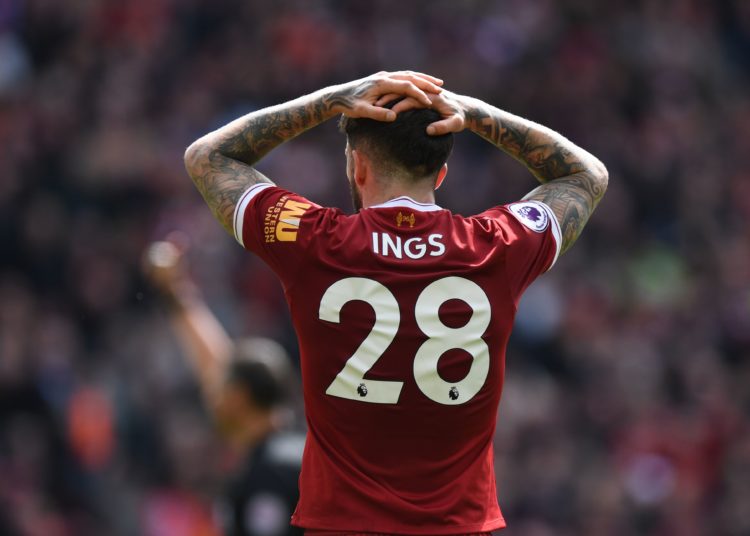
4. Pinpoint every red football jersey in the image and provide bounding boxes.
[233,184,561,534]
